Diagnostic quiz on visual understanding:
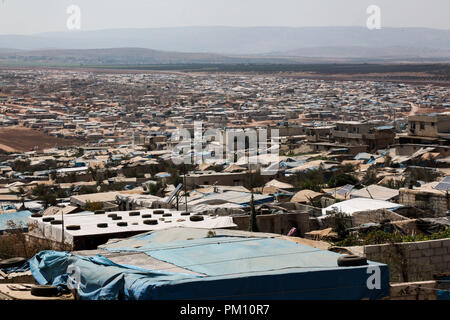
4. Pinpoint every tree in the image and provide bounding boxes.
[362,167,379,185]
[248,192,259,232]
[31,184,57,208]
[148,181,164,196]
[328,173,358,188]
[85,201,103,212]
[75,148,84,157]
